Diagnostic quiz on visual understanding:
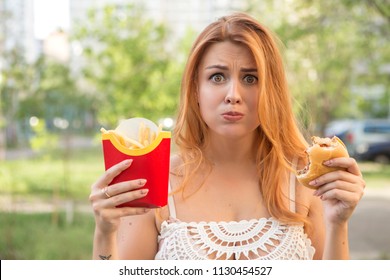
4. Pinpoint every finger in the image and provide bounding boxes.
[104,188,149,208]
[313,179,358,197]
[323,157,362,177]
[319,188,363,204]
[90,178,147,204]
[309,169,357,188]
[105,179,147,197]
[91,159,133,191]
[101,187,112,199]
[311,169,365,194]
